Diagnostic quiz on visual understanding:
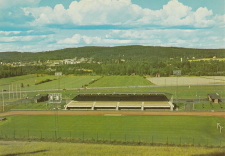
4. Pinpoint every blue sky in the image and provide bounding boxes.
[0,0,224,52]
